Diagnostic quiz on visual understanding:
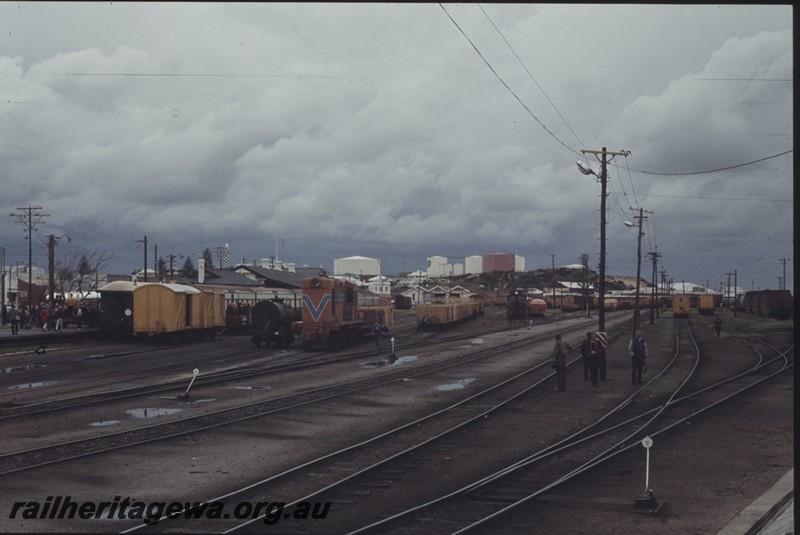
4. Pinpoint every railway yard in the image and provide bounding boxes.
[0,305,793,534]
